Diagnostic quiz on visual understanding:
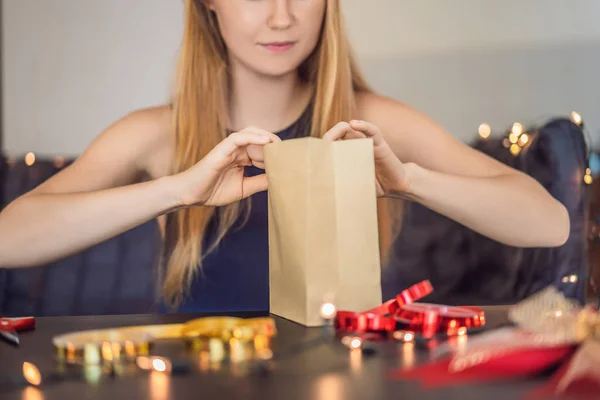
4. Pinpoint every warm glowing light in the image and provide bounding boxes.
[457,327,467,336]
[136,356,153,370]
[349,347,362,373]
[349,338,362,350]
[53,156,66,168]
[518,133,529,146]
[401,342,415,369]
[569,274,578,283]
[22,362,42,386]
[478,123,491,139]
[83,365,103,386]
[562,276,569,283]
[229,337,249,363]
[257,348,274,360]
[25,152,36,166]
[152,359,167,372]
[510,144,521,156]
[149,369,170,400]
[502,138,510,148]
[585,174,593,185]
[137,356,172,373]
[320,303,336,319]
[84,343,101,365]
[101,342,113,362]
[22,387,43,400]
[197,351,210,373]
[512,122,523,135]
[254,334,270,353]
[586,168,591,175]
[509,133,519,144]
[343,336,364,349]
[209,338,225,362]
[67,343,76,363]
[125,341,137,359]
[393,330,414,342]
[571,111,582,126]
